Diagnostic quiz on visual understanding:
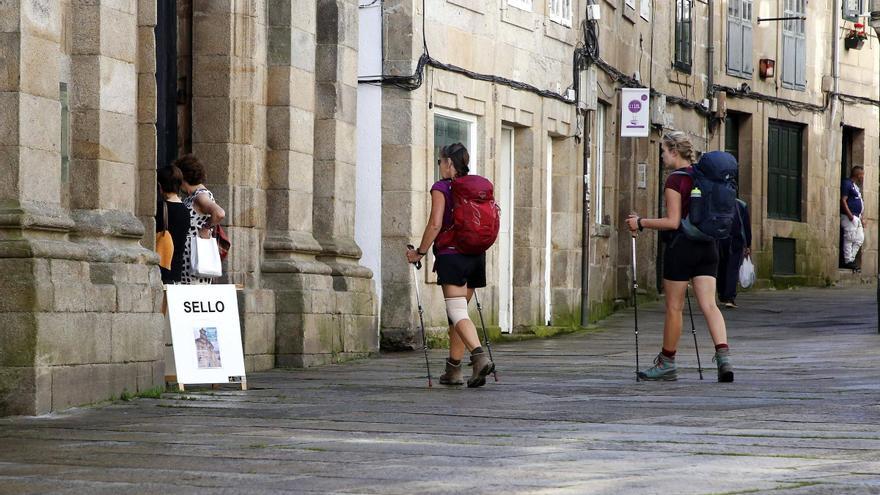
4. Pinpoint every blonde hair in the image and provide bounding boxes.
[661,131,696,163]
